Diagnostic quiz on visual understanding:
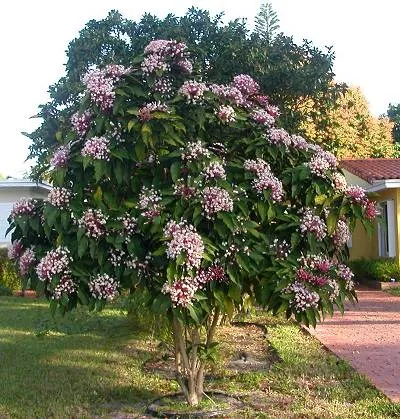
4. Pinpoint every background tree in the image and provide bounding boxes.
[254,1,280,44]
[26,7,341,180]
[299,86,394,158]
[9,40,376,406]
[387,103,400,143]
